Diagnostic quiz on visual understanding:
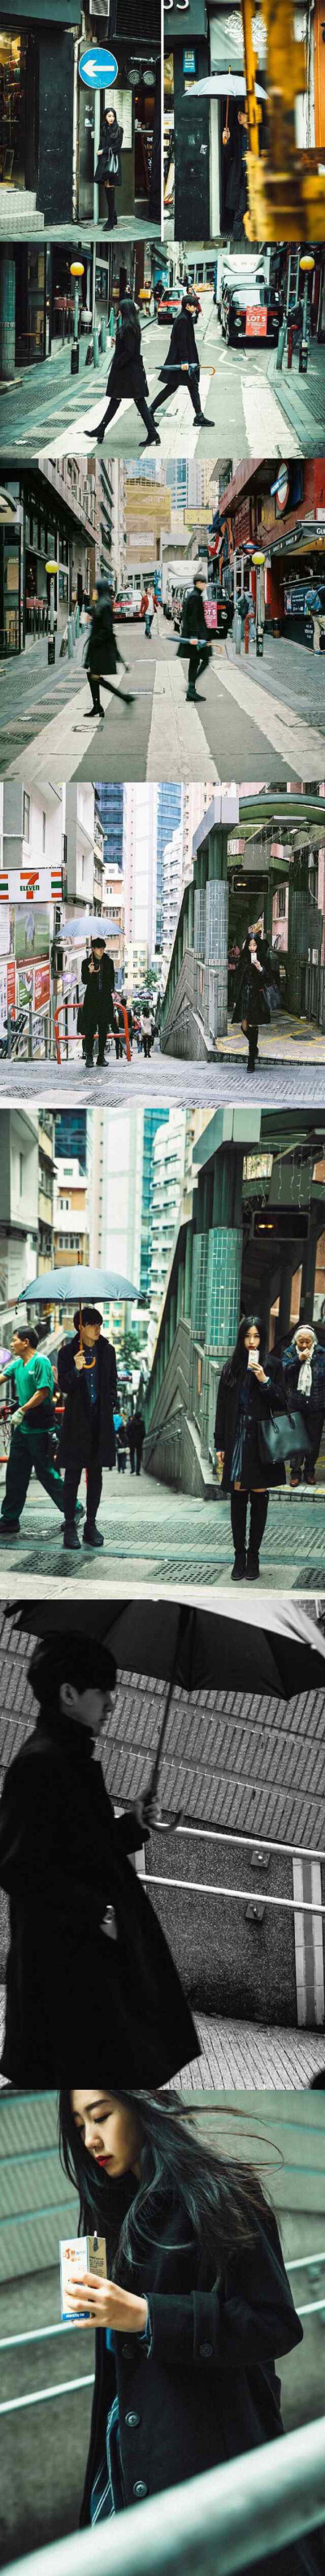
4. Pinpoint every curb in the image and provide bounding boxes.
[267,345,325,455]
